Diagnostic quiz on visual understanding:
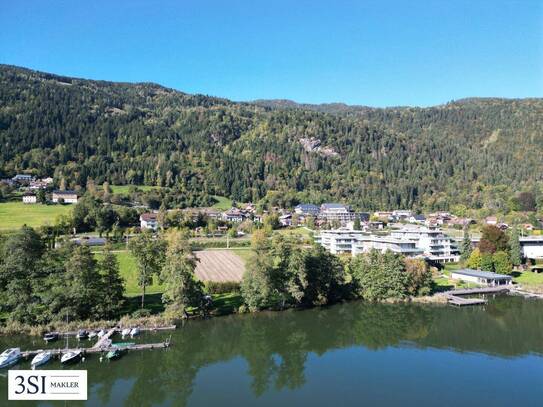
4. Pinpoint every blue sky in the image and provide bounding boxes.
[1,0,541,106]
